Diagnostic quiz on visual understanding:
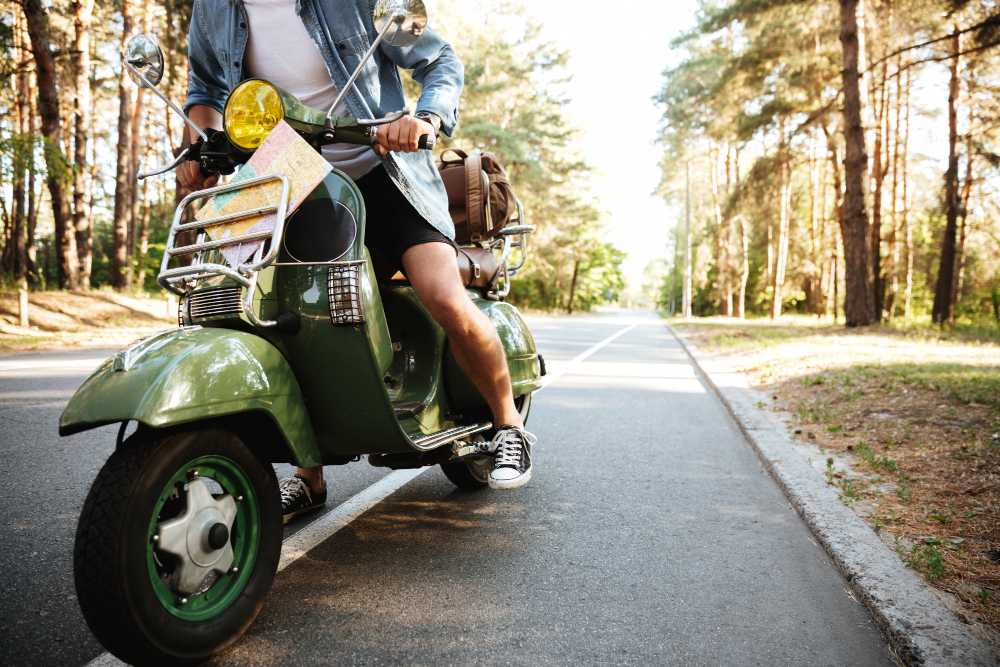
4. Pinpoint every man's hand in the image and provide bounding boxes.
[177,104,223,191]
[374,114,436,157]
[177,160,219,191]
